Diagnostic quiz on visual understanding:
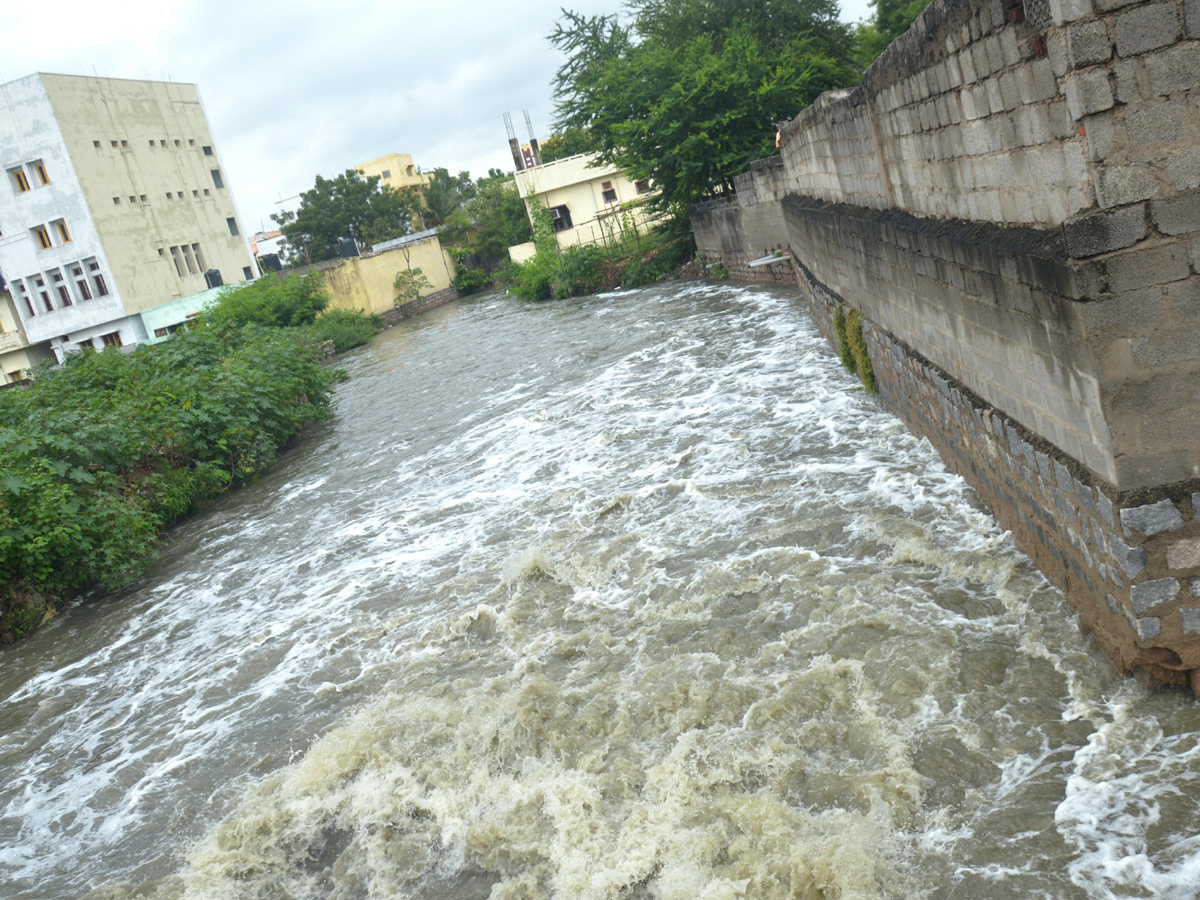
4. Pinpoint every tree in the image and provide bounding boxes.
[539,128,595,163]
[549,0,860,209]
[393,268,432,306]
[273,170,415,264]
[418,168,476,227]
[440,172,533,273]
[854,0,931,67]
